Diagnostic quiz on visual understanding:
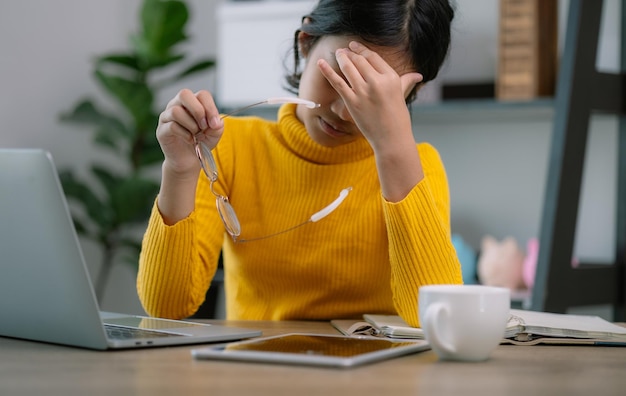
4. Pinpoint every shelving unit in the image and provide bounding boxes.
[529,0,625,320]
